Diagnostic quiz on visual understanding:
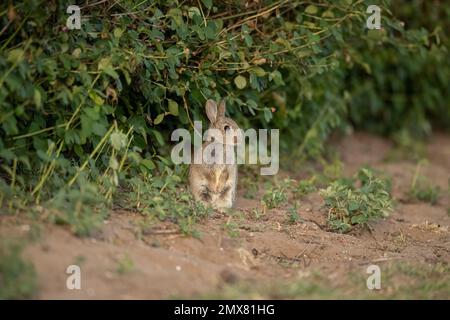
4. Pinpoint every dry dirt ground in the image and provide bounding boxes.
[1,132,450,299]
